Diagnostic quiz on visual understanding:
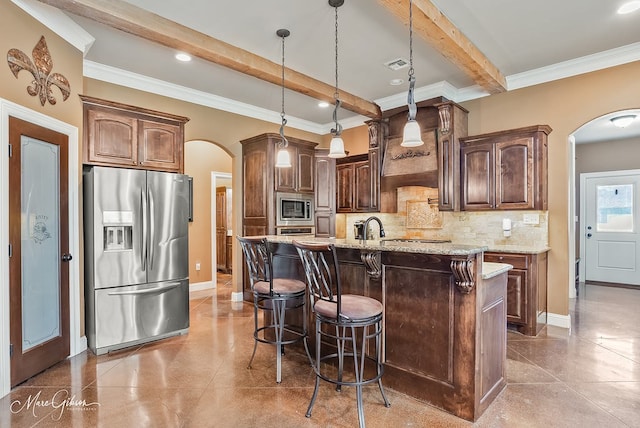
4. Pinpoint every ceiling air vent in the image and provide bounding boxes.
[384,58,409,71]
